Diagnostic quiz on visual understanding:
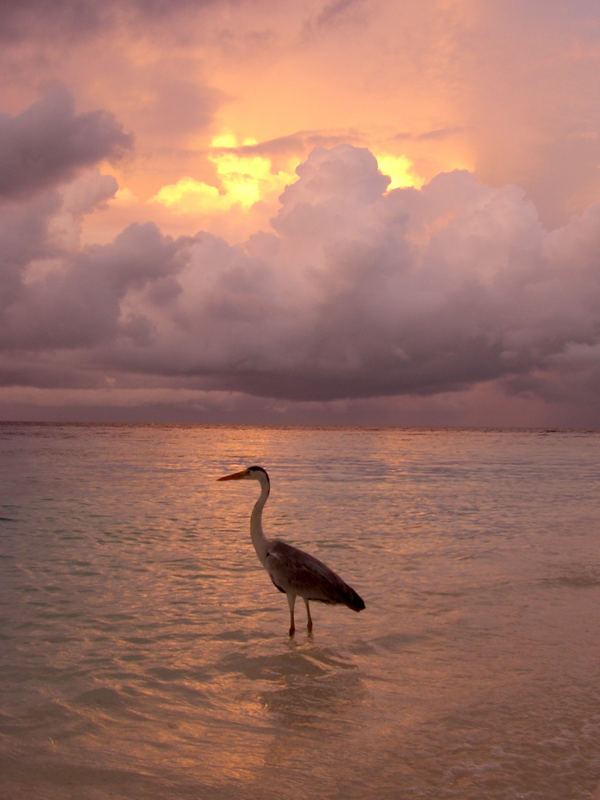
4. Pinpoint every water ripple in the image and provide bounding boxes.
[1,425,600,799]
